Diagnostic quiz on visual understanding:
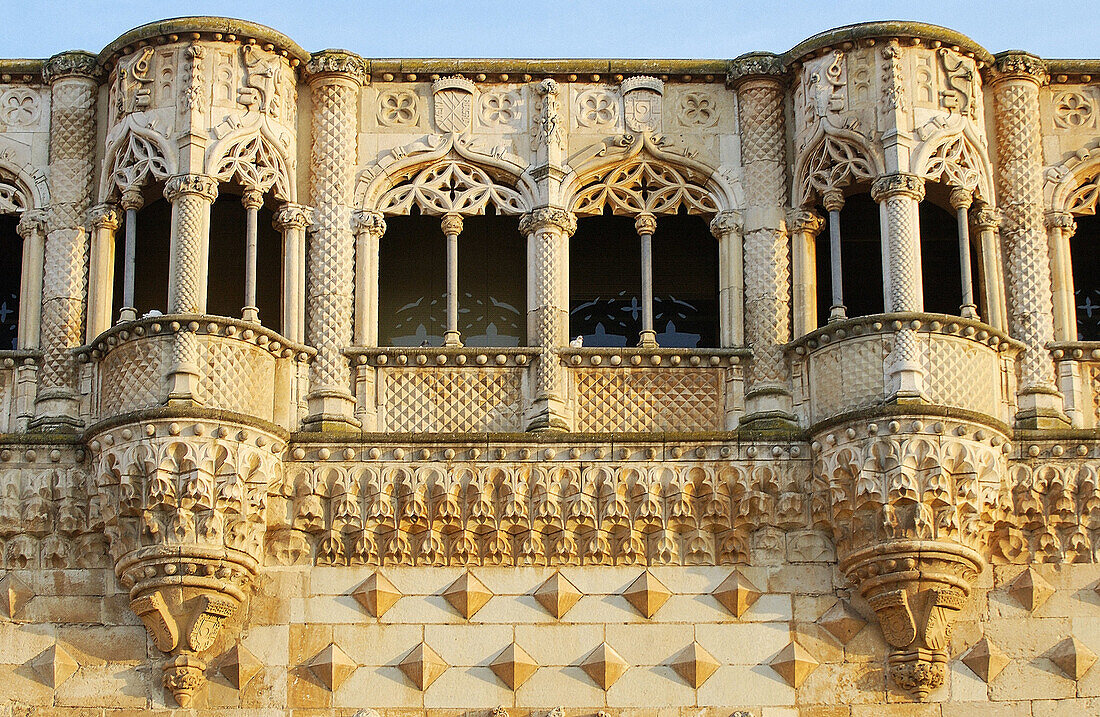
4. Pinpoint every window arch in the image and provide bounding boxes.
[0,169,45,351]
